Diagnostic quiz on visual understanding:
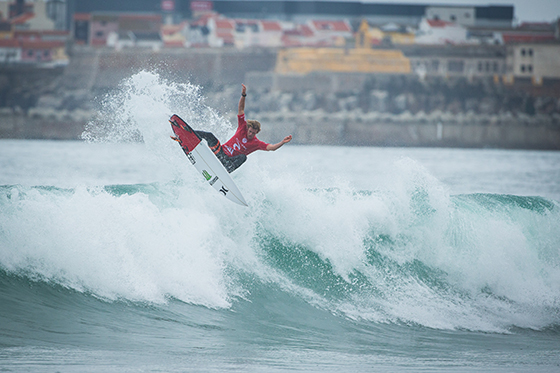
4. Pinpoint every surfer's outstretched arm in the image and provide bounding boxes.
[266,135,293,151]
[238,83,247,116]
